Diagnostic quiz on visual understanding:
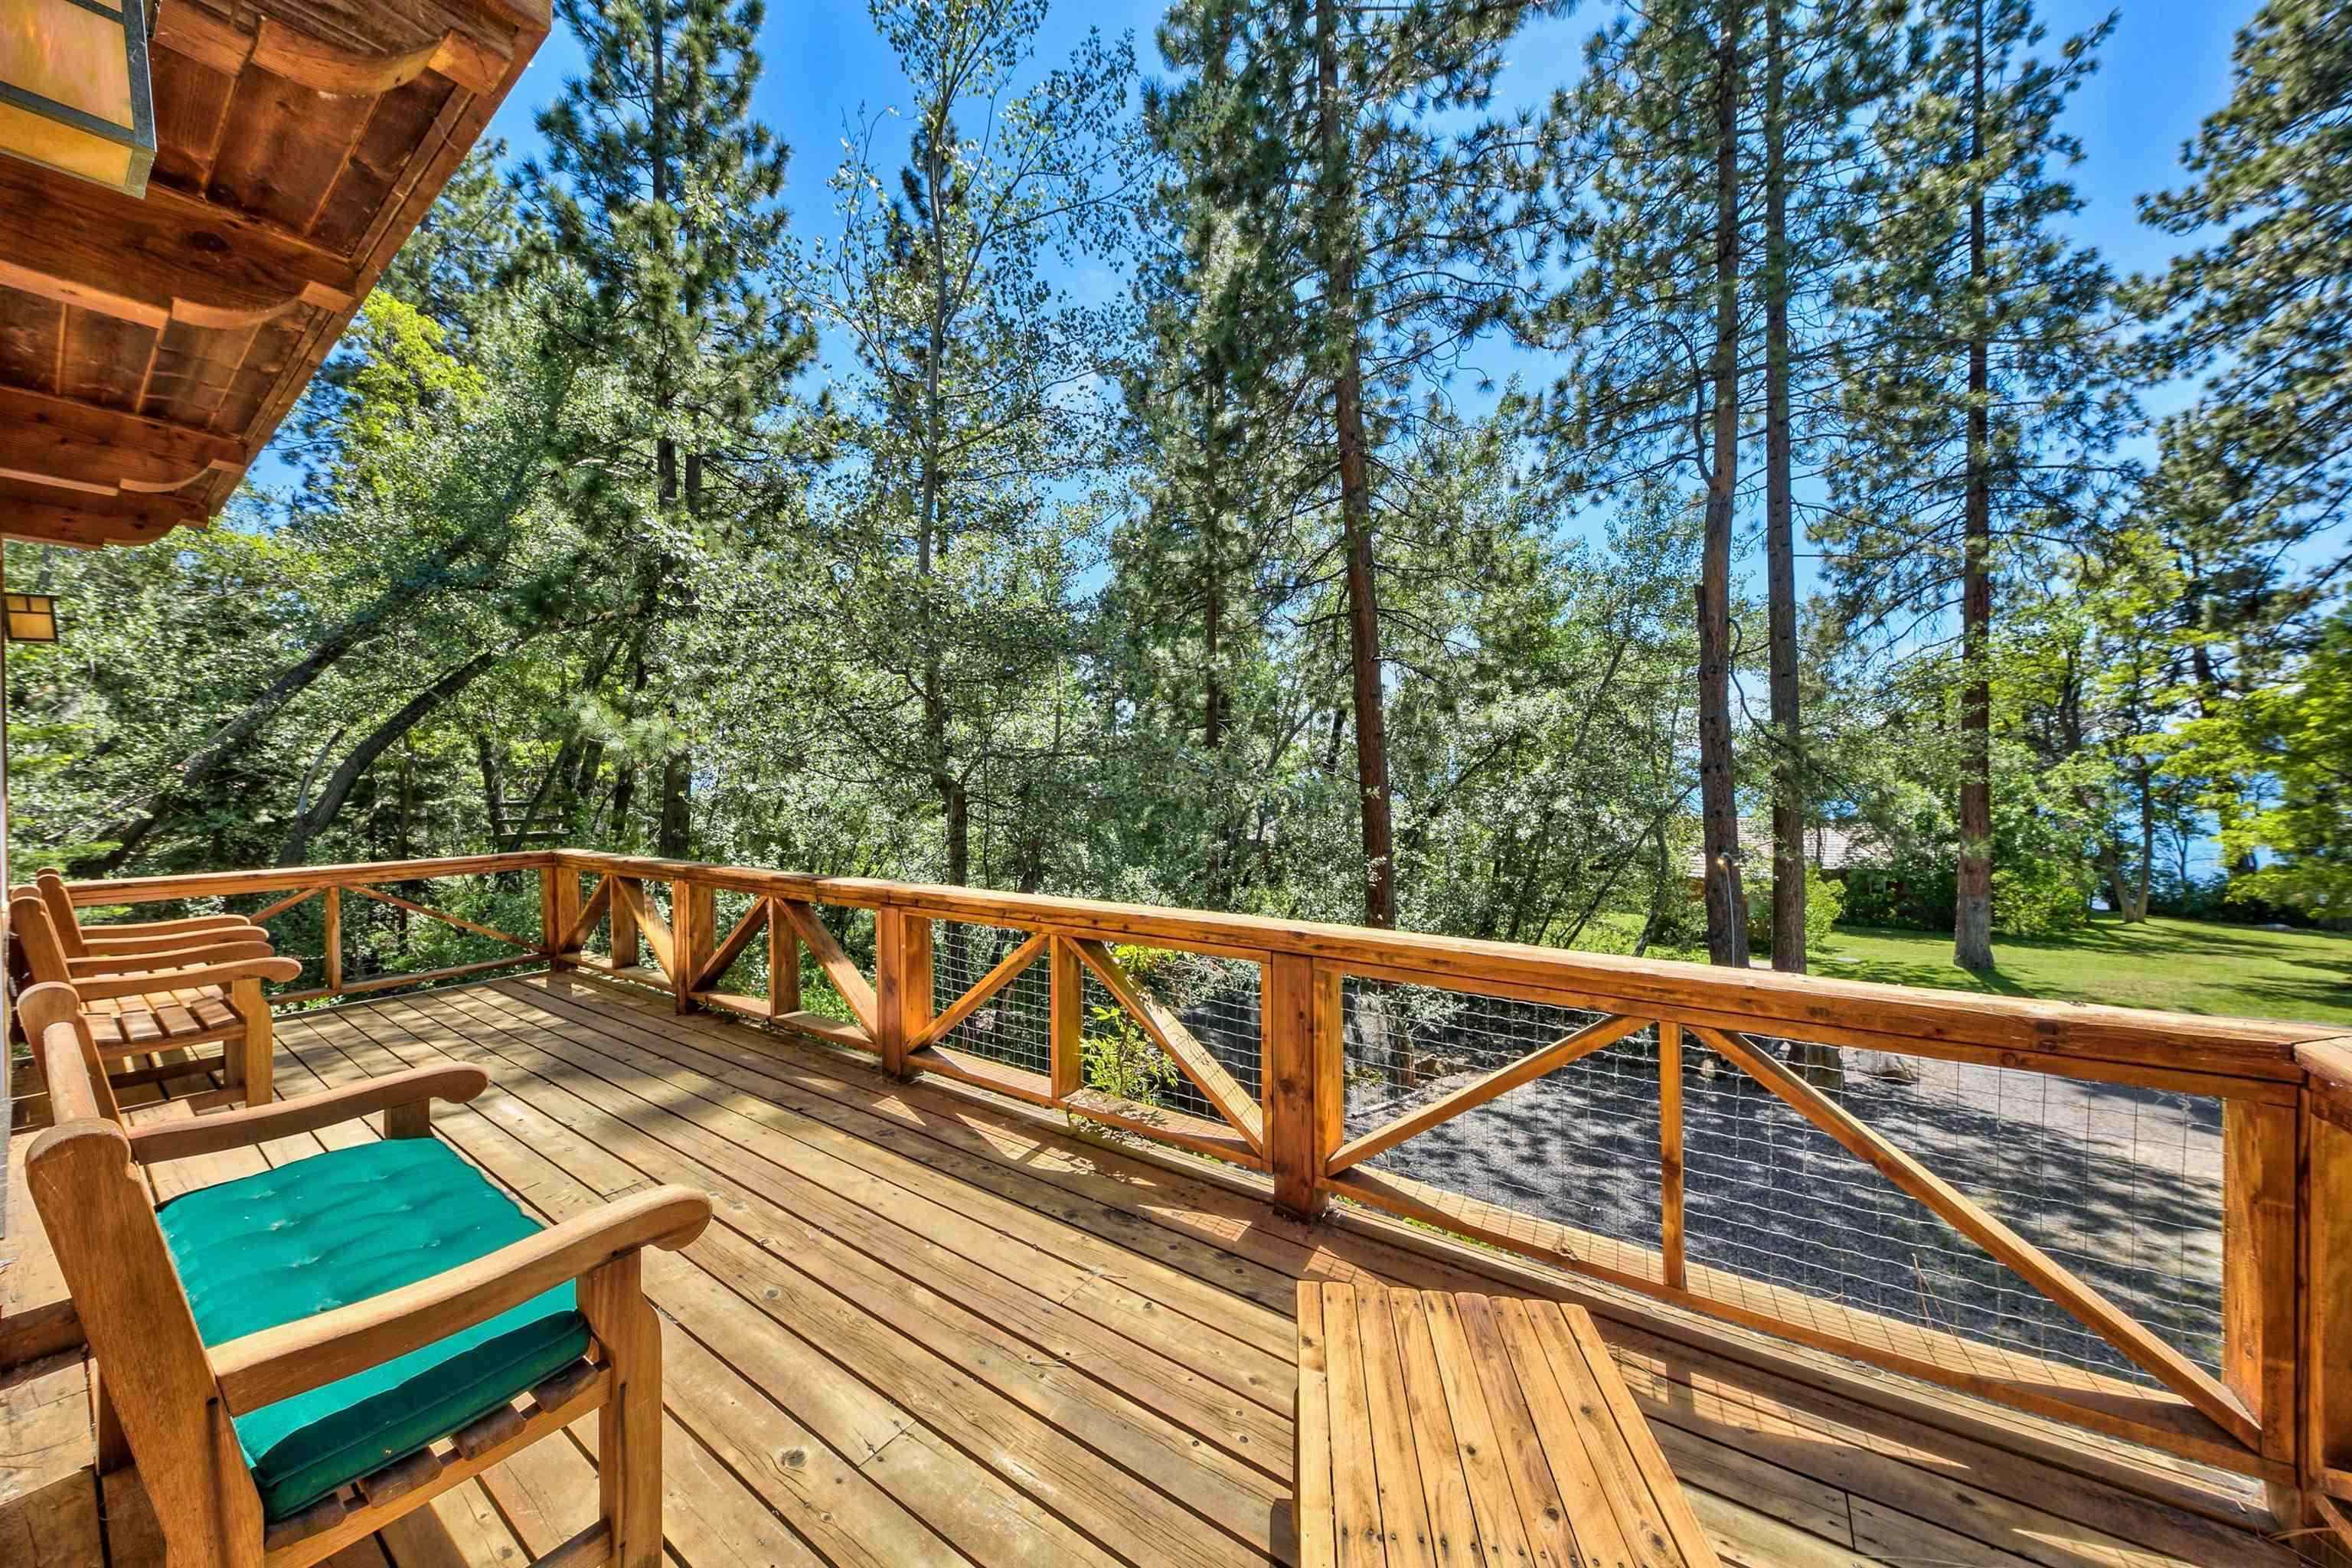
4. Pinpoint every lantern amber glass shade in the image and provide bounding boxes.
[0,0,153,195]
[6,594,59,643]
